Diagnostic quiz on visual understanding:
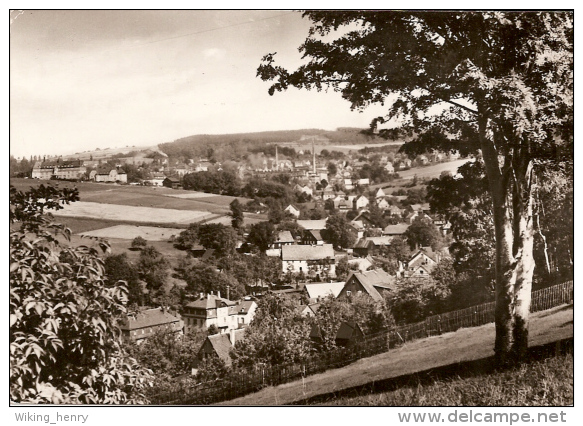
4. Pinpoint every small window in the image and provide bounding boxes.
[346,290,352,296]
